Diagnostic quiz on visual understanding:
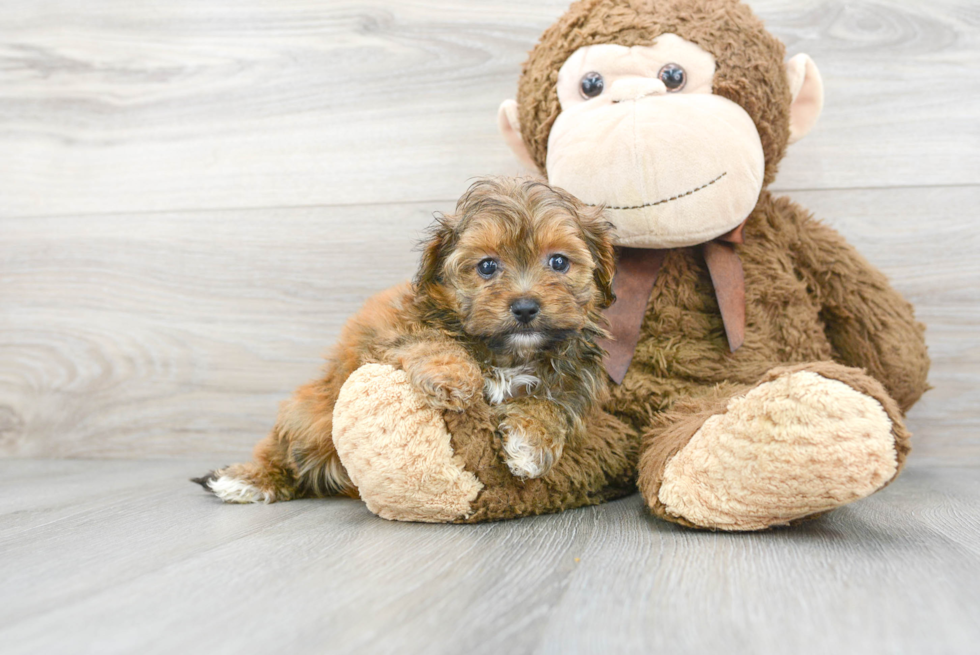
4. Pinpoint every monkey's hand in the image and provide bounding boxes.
[496,398,569,479]
[391,340,482,412]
